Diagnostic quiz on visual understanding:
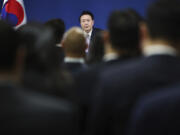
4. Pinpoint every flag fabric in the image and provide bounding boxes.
[1,0,27,28]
